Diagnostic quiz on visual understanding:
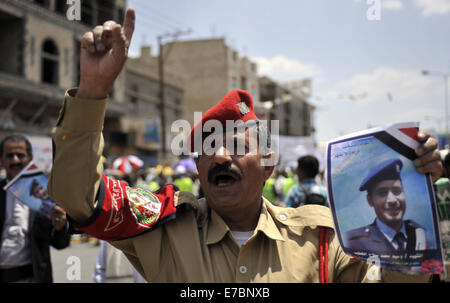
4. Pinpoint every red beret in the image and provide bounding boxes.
[188,89,258,153]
